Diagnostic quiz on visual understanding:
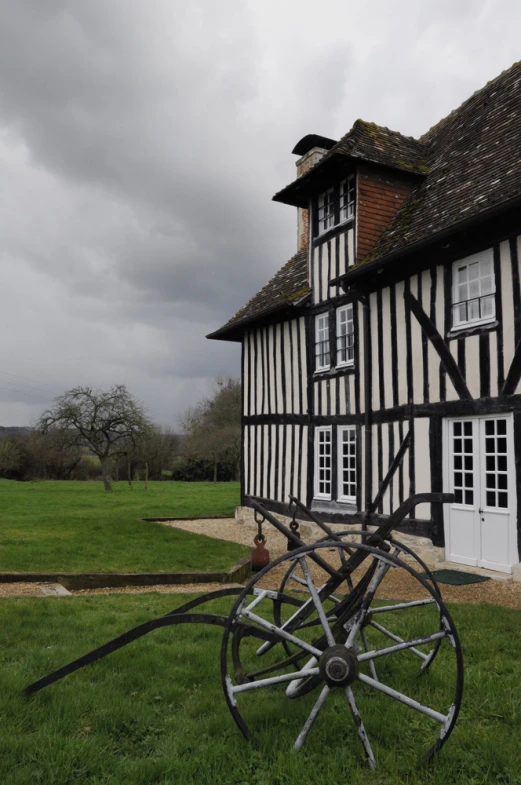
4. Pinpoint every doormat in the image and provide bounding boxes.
[424,569,491,586]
